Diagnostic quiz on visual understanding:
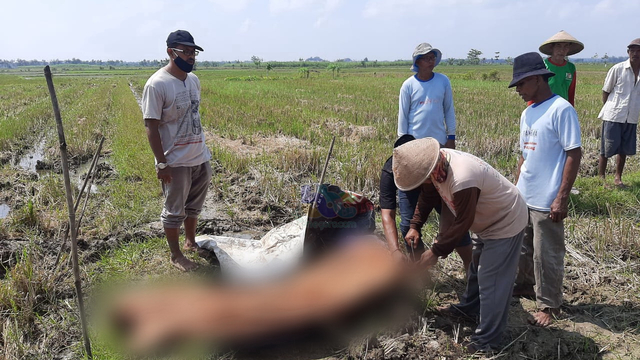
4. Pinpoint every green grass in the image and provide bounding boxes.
[2,63,640,359]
